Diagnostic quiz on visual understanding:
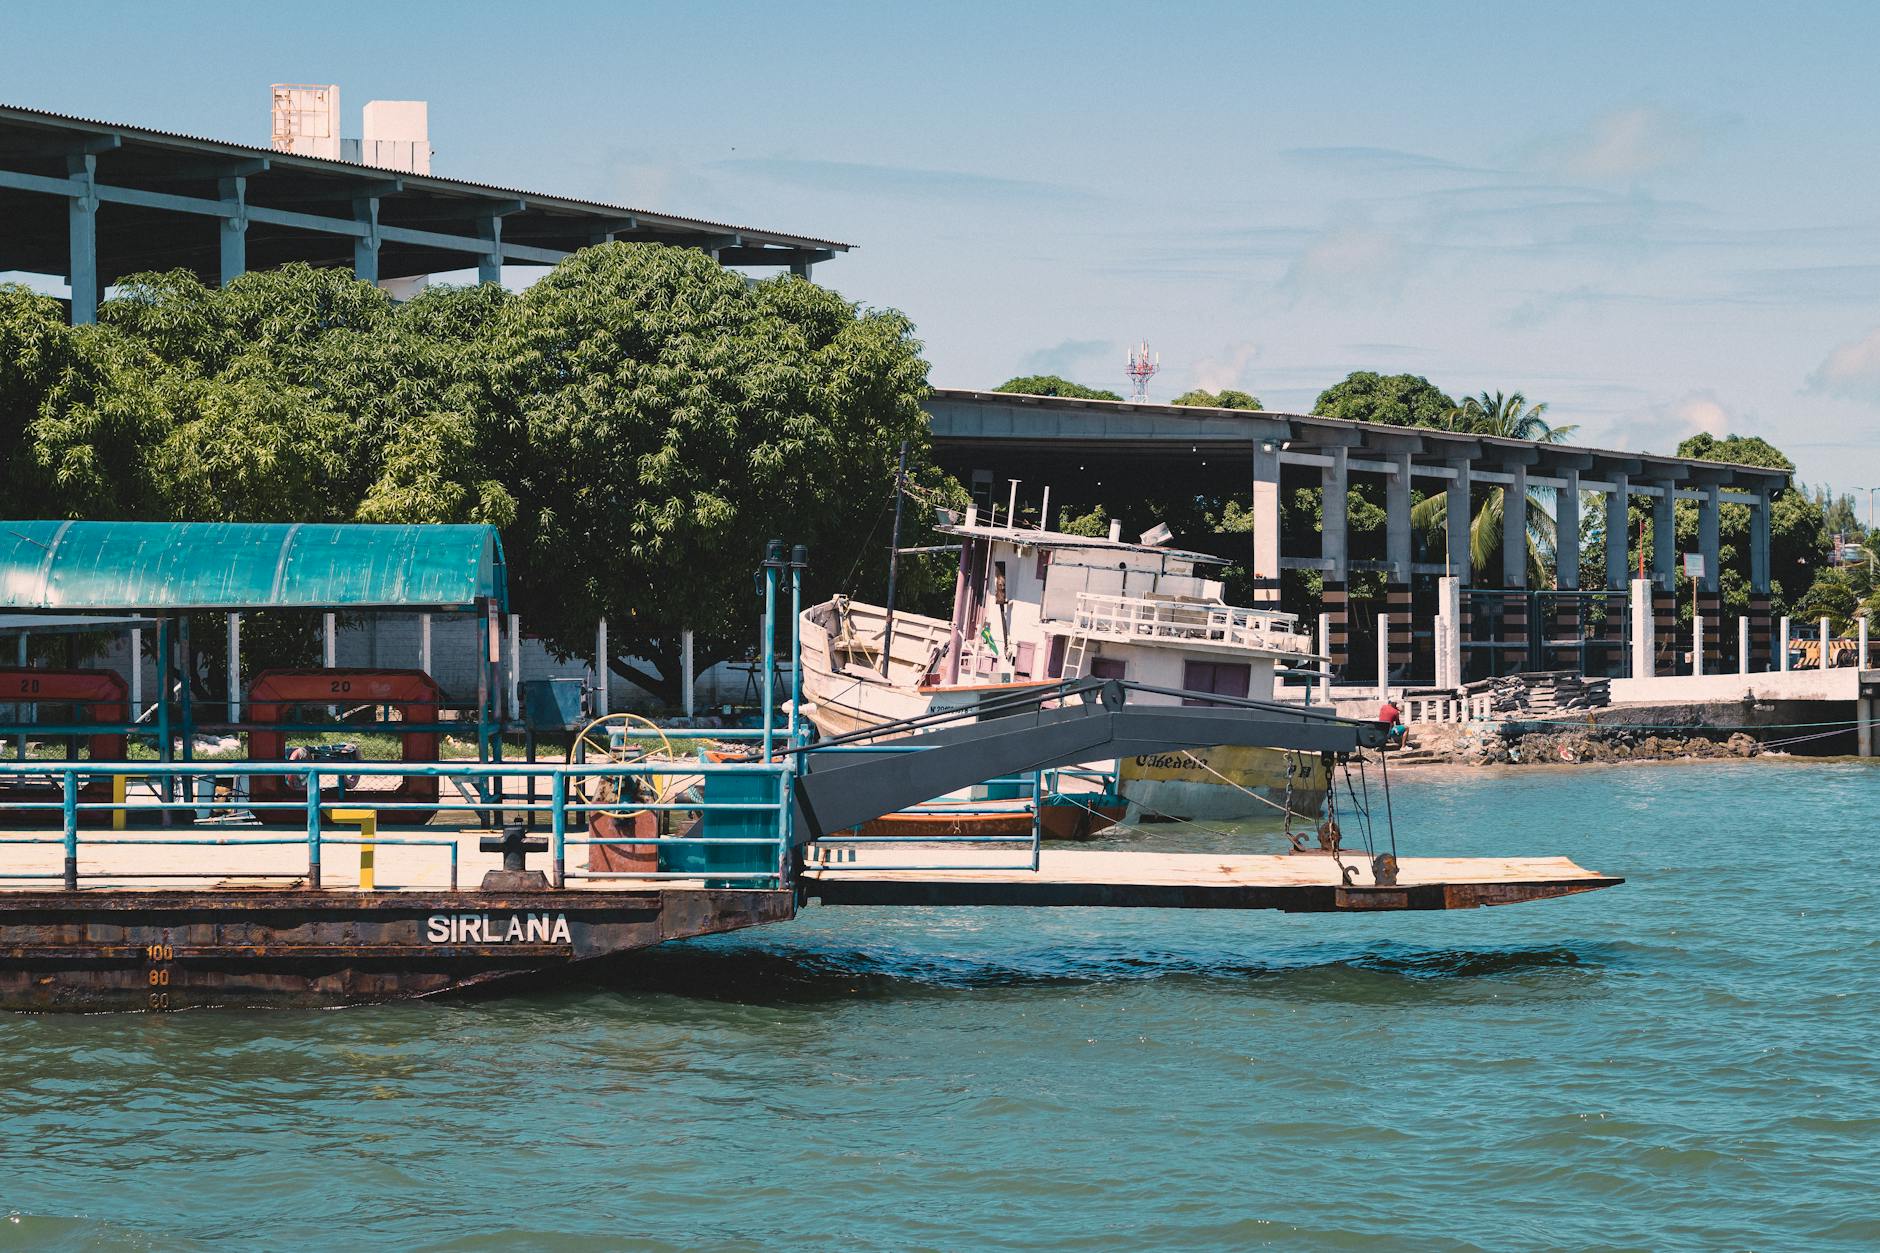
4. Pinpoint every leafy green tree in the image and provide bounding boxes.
[1408,390,1578,583]
[1311,371,1456,428]
[1170,387,1262,410]
[1670,433,1826,622]
[992,374,1123,401]
[487,243,940,704]
[0,284,77,511]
